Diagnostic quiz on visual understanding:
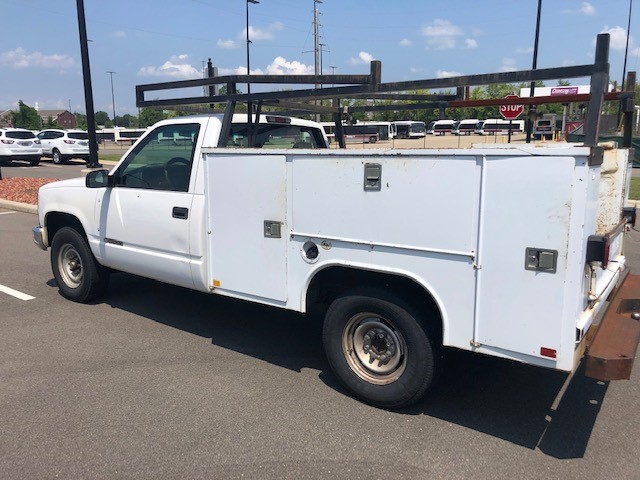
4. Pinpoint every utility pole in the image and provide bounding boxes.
[314,0,322,120]
[107,71,117,127]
